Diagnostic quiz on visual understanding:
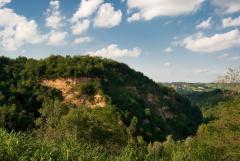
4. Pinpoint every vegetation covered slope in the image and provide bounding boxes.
[0,55,202,143]
[185,89,238,110]
[195,95,240,160]
[163,82,238,110]
[0,93,239,161]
